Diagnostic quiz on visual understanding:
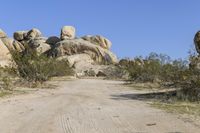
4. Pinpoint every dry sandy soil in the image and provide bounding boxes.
[0,78,200,133]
